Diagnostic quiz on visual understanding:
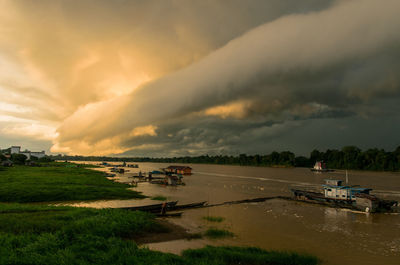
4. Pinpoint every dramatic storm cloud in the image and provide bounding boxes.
[1,0,399,156]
